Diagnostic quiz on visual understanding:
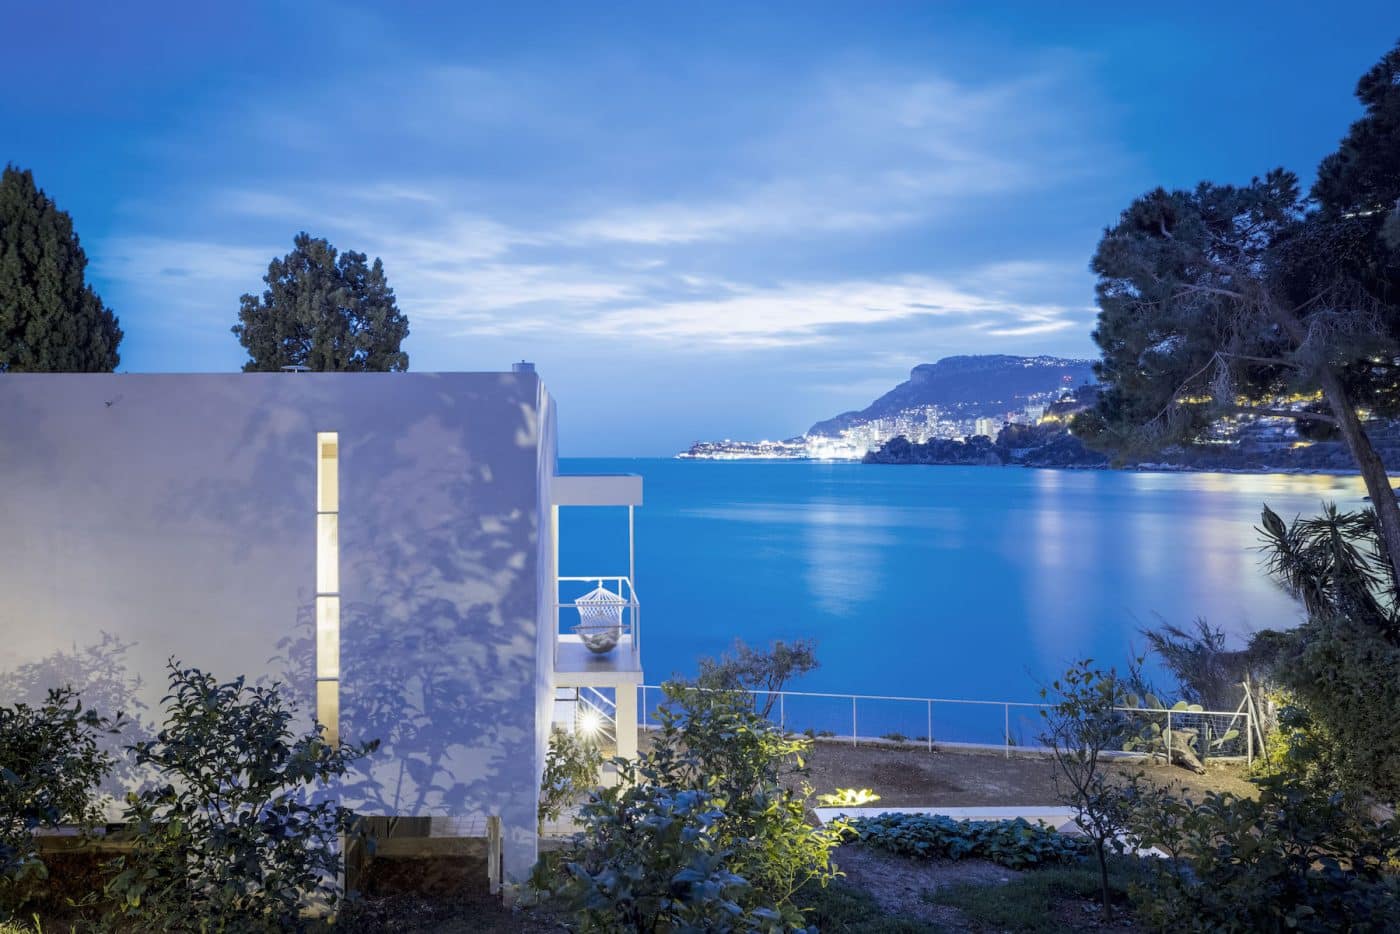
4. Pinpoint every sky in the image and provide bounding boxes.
[3,2,1396,455]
